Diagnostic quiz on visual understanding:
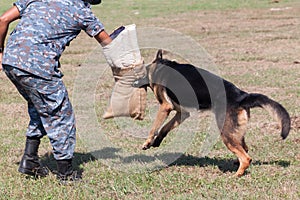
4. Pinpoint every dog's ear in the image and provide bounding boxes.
[156,49,163,60]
